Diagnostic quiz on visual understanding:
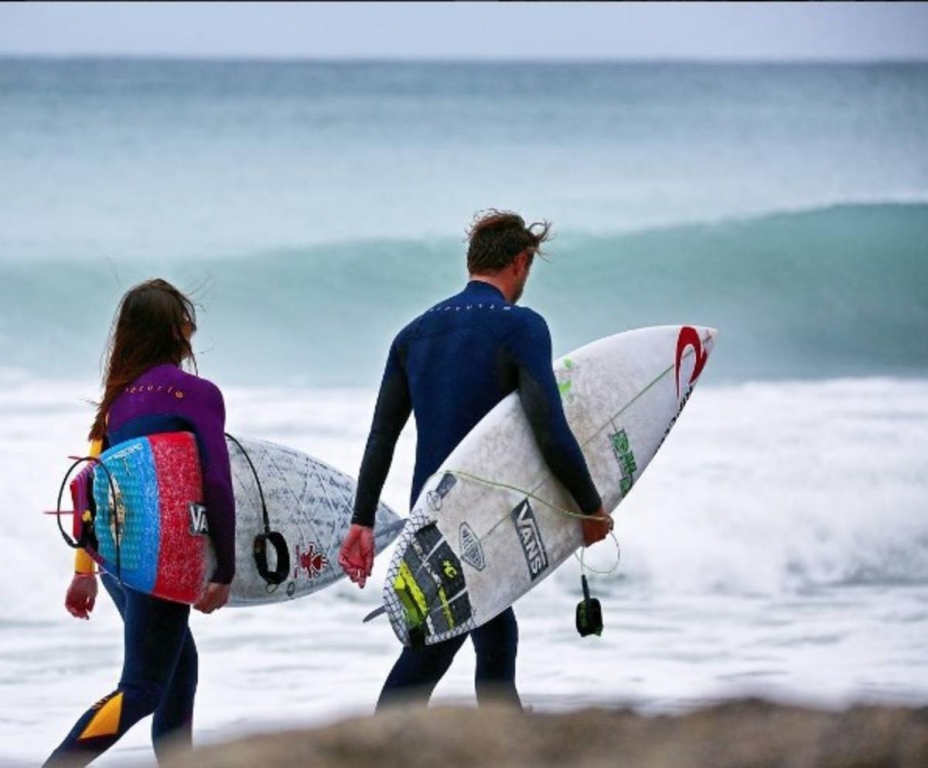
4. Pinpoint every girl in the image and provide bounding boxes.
[46,279,236,766]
